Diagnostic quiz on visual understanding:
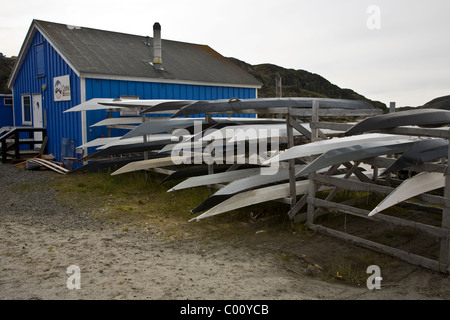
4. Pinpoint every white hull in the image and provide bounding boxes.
[168,167,262,192]
[190,172,367,221]
[111,156,189,175]
[295,138,419,177]
[65,99,185,113]
[201,123,343,144]
[190,180,310,222]
[90,117,144,127]
[97,134,172,150]
[76,137,121,149]
[368,172,445,216]
[264,133,406,164]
